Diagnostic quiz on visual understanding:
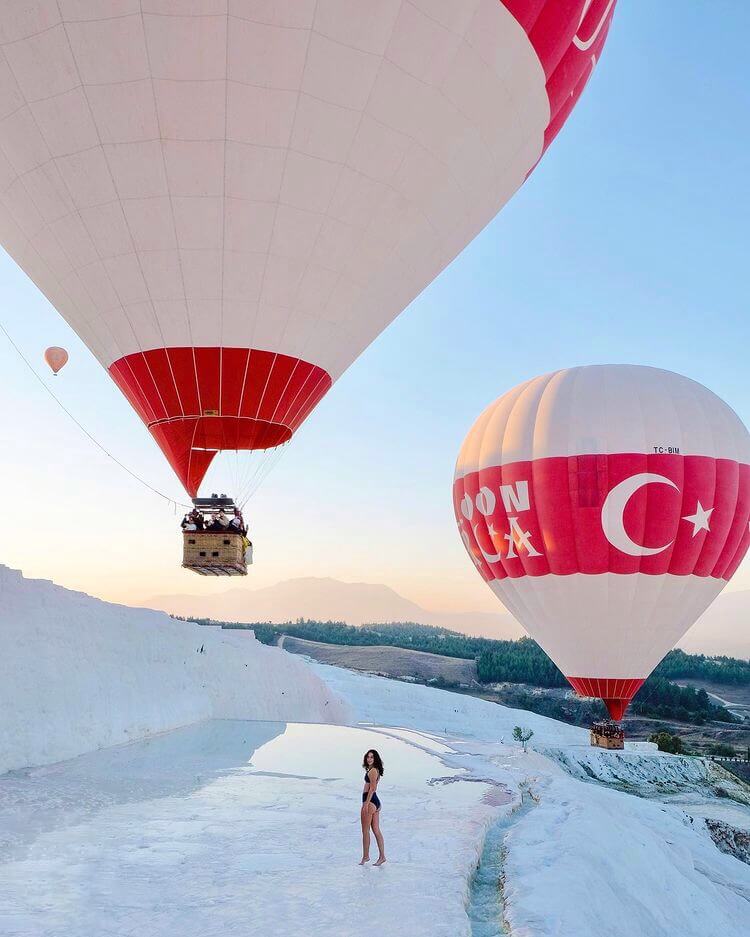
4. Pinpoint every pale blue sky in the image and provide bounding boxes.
[1,3,748,610]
